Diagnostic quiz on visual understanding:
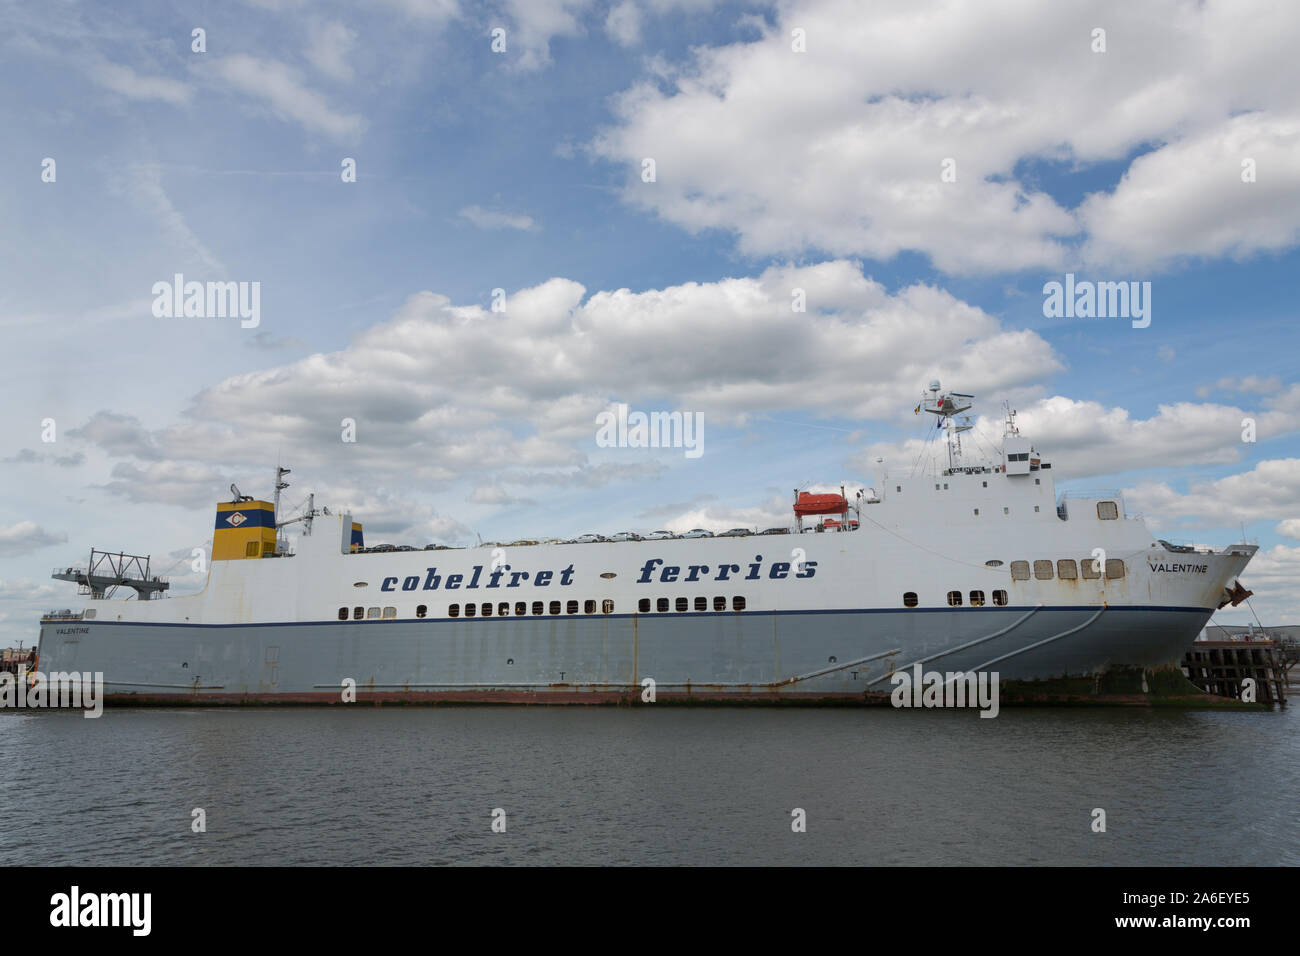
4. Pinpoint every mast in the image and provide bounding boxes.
[922,380,973,474]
